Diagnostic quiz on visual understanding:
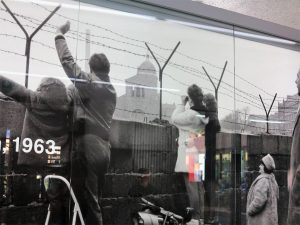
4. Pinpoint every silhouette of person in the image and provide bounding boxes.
[247,154,279,225]
[171,84,208,224]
